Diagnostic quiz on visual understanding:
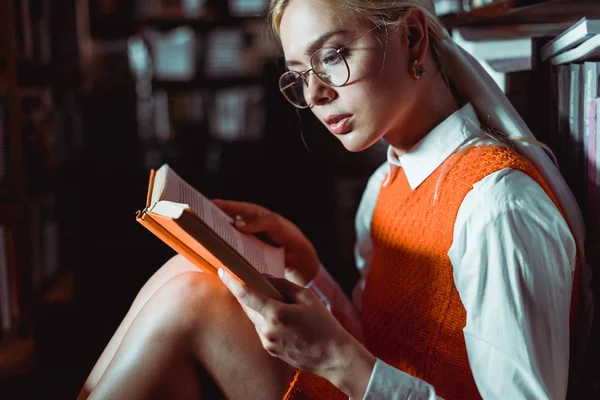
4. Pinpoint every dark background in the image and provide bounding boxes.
[1,0,600,399]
